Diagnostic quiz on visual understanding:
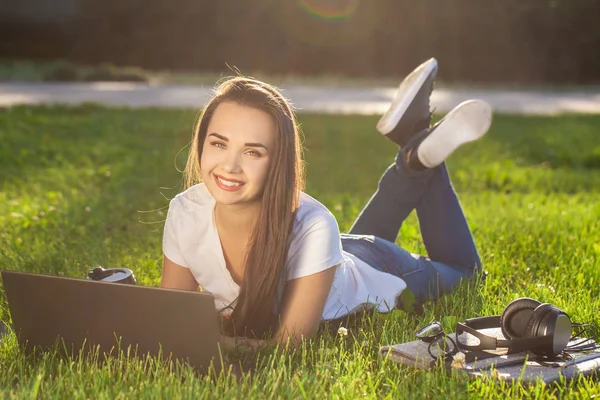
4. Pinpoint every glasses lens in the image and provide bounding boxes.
[416,321,443,342]
[428,336,456,359]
